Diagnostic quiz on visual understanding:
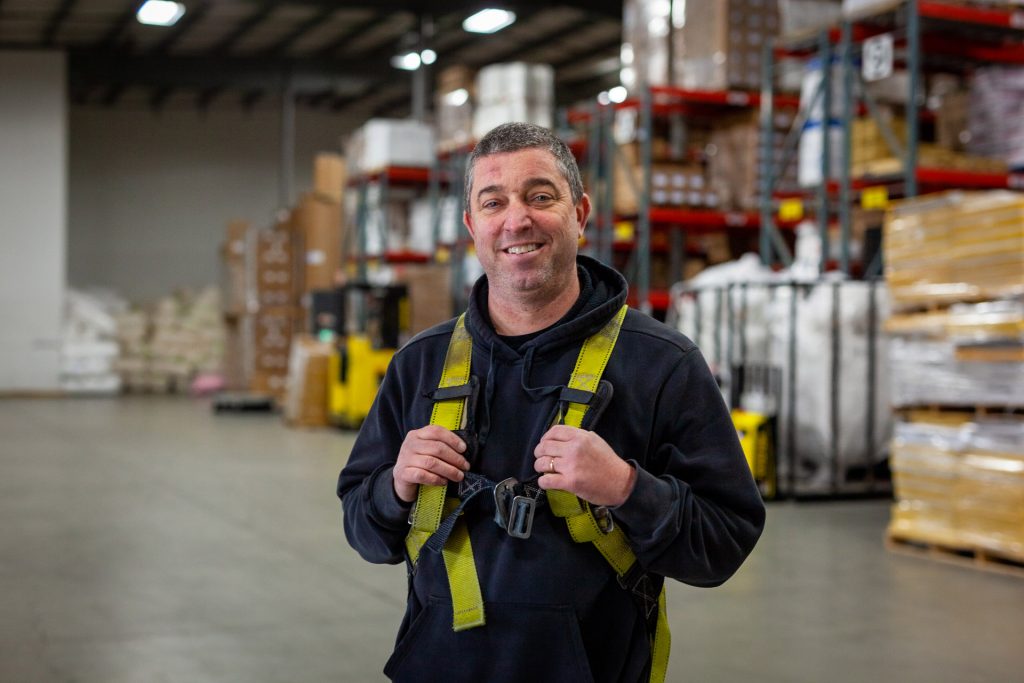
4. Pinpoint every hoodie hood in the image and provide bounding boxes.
[464,254,629,360]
